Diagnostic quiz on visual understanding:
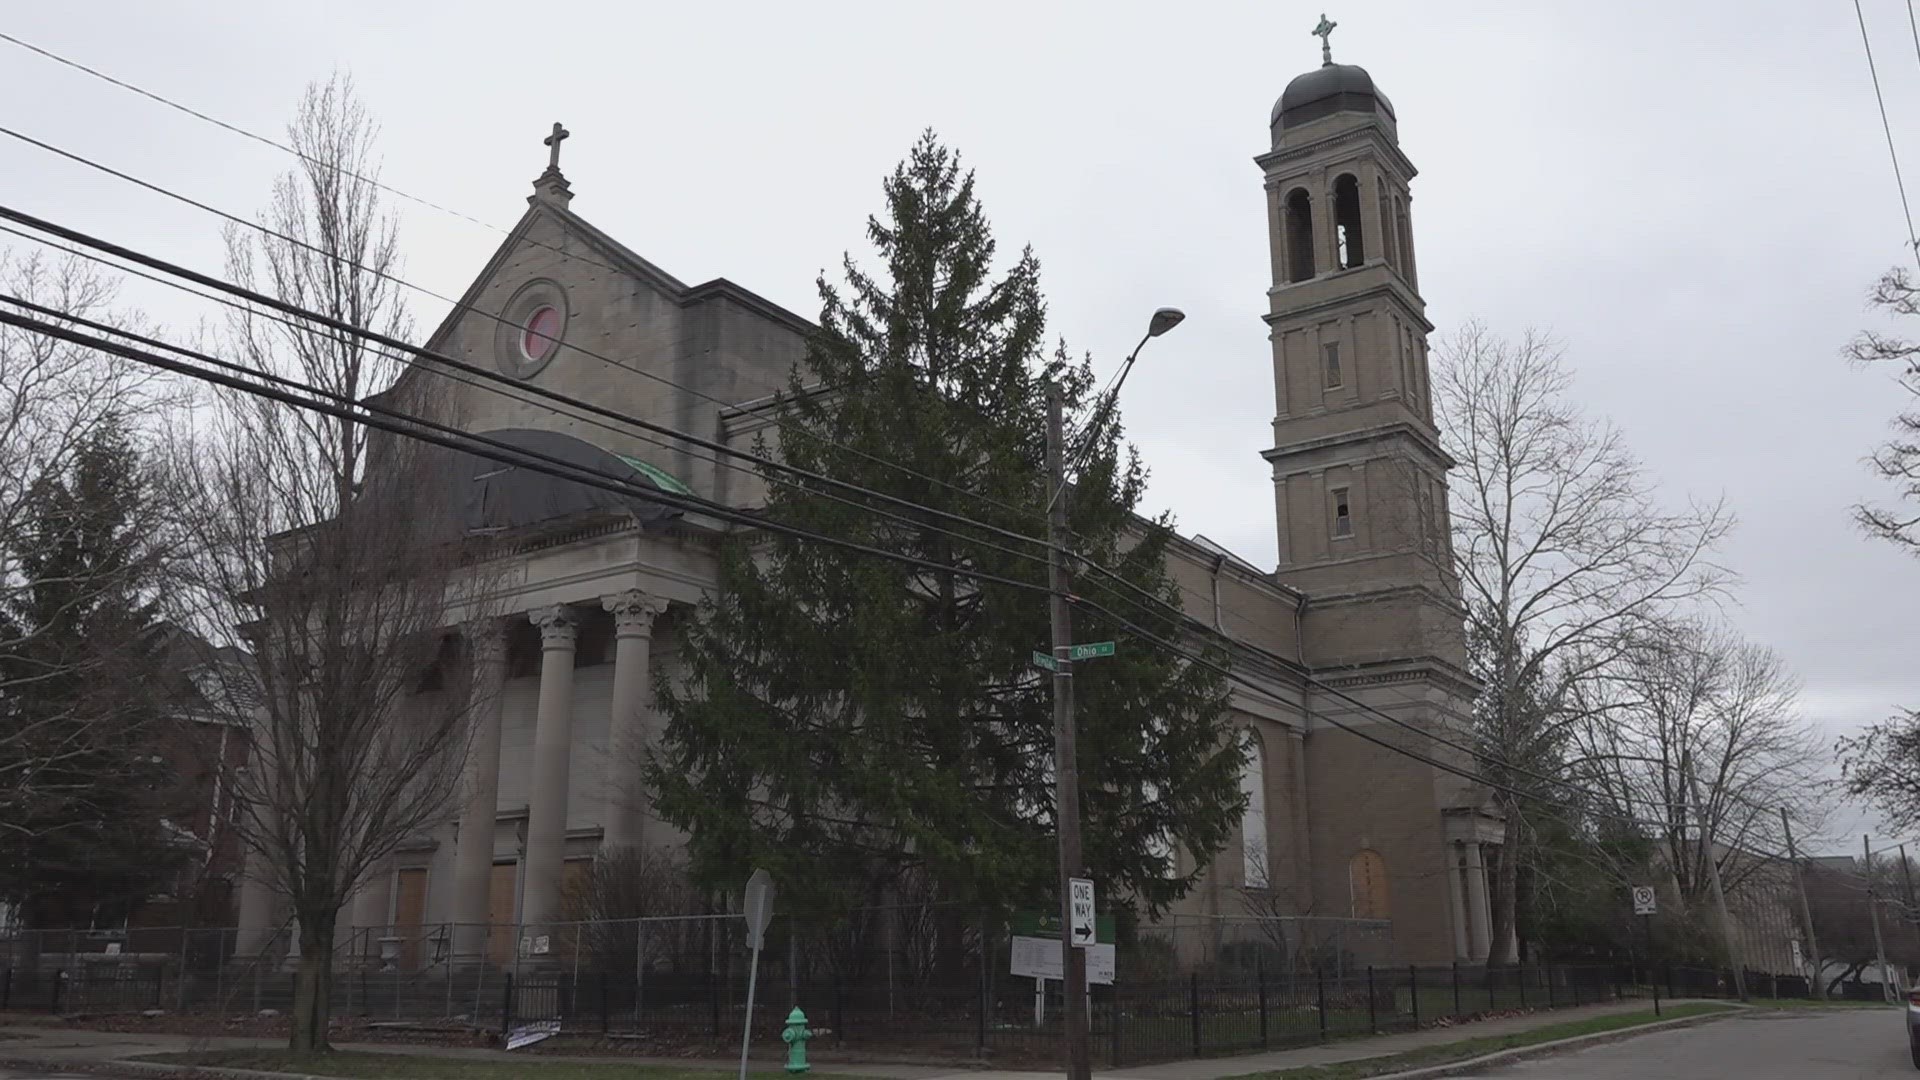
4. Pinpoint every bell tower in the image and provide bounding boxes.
[1259,34,1461,670]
